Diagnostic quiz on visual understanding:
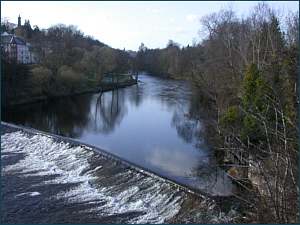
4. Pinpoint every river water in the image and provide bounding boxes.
[2,73,236,196]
